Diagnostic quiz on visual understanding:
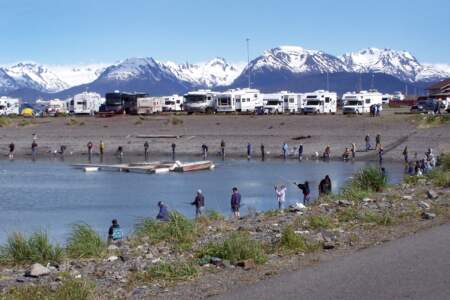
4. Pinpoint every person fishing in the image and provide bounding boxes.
[201,143,208,160]
[275,185,286,210]
[318,175,332,196]
[31,140,38,161]
[108,219,123,244]
[322,145,331,160]
[402,146,408,163]
[87,141,93,161]
[247,143,252,160]
[294,181,310,205]
[156,201,170,221]
[260,144,265,161]
[191,190,205,218]
[298,144,303,161]
[342,147,351,161]
[282,143,288,160]
[8,142,15,160]
[375,134,381,150]
[116,146,124,160]
[365,134,371,151]
[351,143,356,159]
[99,140,105,157]
[230,187,241,218]
[59,145,67,157]
[378,146,384,165]
[144,141,149,161]
[220,139,226,160]
[171,143,176,160]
